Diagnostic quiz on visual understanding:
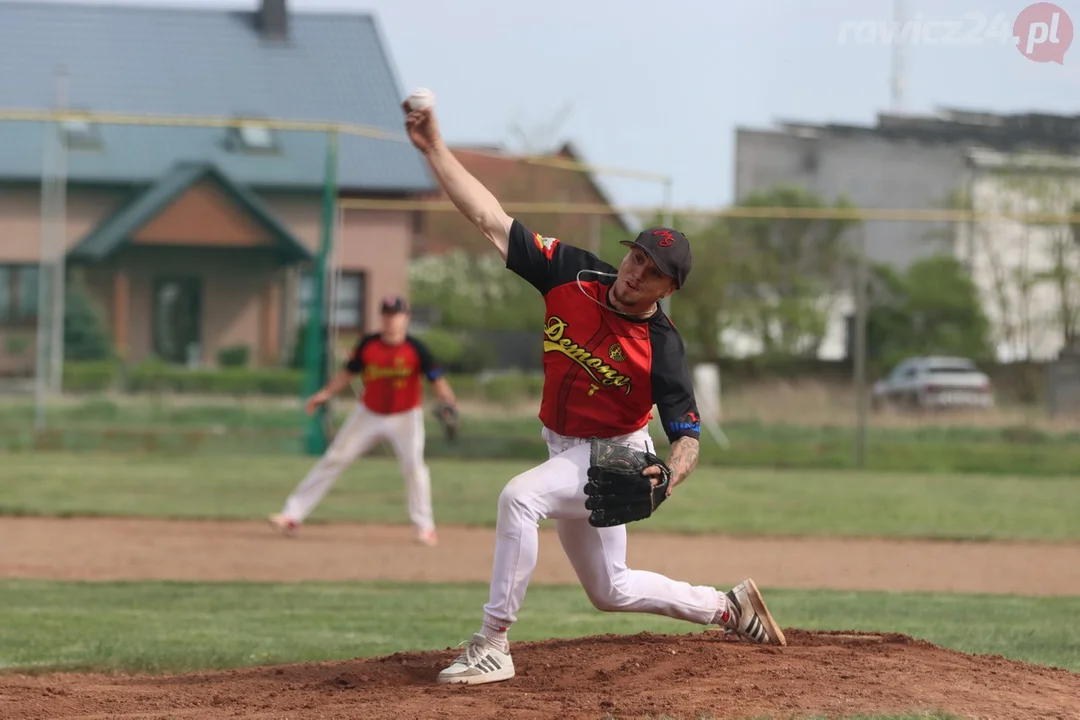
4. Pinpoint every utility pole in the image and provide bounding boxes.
[49,66,69,395]
[659,177,674,316]
[854,225,869,468]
